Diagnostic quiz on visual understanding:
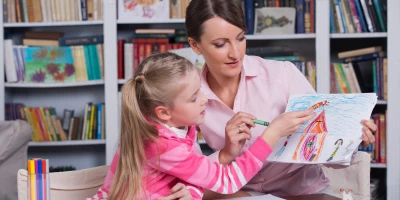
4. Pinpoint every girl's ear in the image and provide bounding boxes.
[188,37,202,55]
[154,105,172,121]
